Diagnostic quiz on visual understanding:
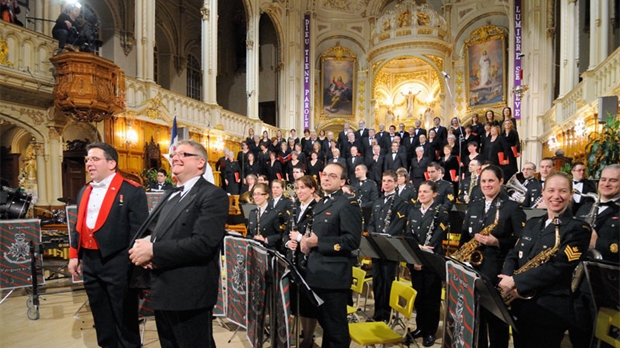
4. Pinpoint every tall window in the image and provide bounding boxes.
[187,55,202,101]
